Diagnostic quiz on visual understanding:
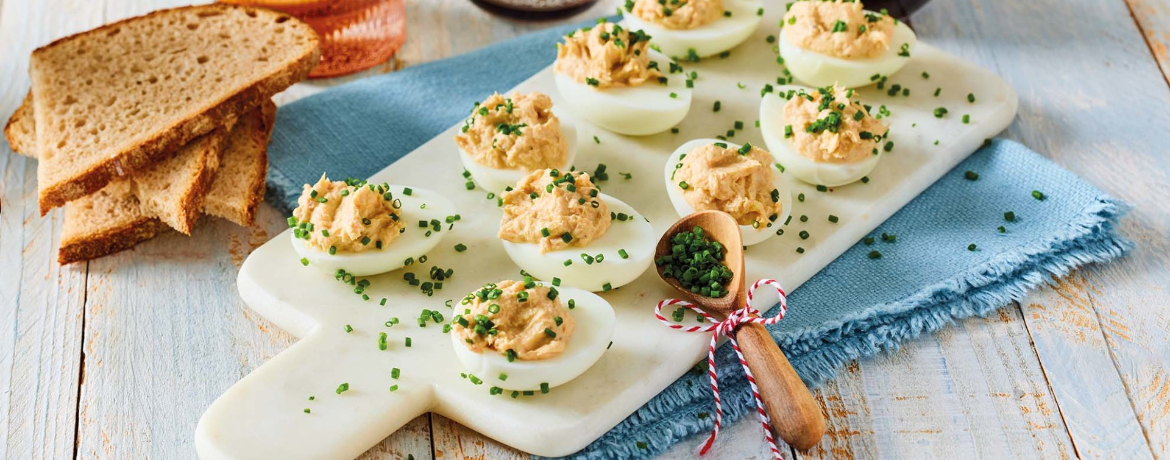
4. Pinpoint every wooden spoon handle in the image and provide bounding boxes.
[735,322,826,450]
